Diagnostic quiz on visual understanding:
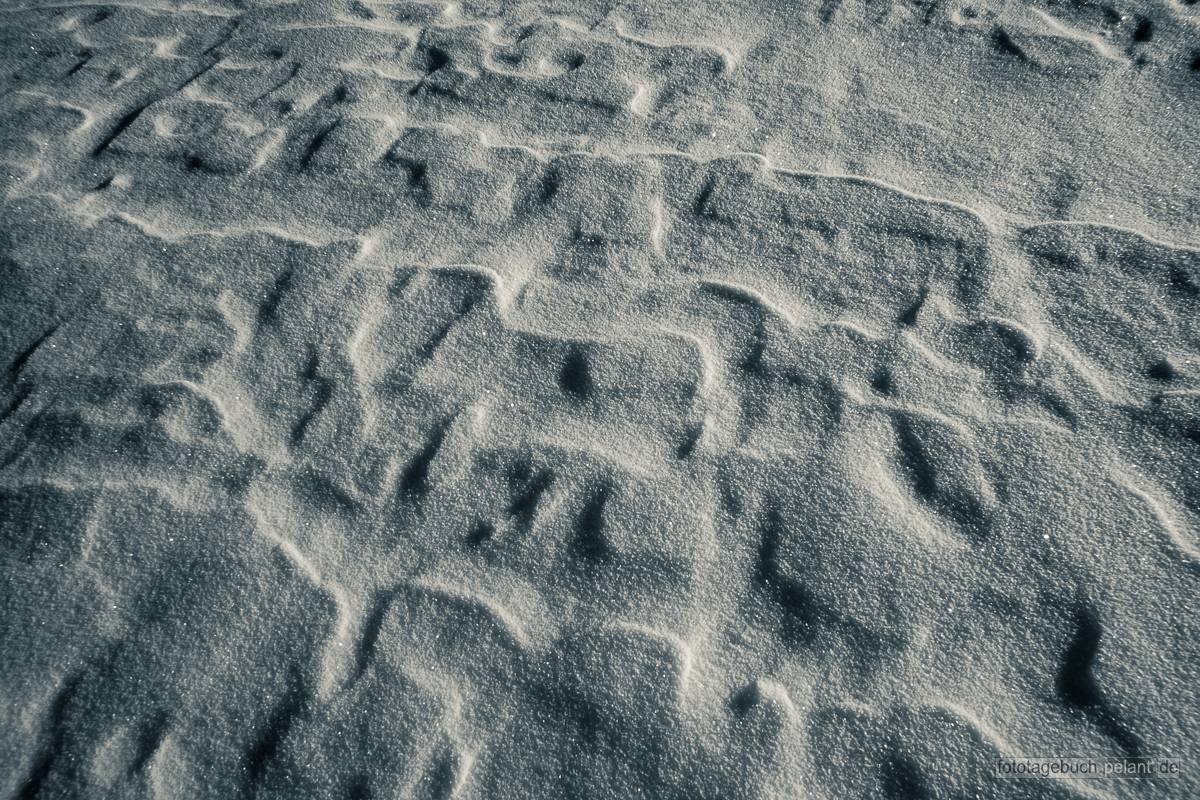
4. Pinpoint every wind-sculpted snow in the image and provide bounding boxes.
[1,0,1198,798]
